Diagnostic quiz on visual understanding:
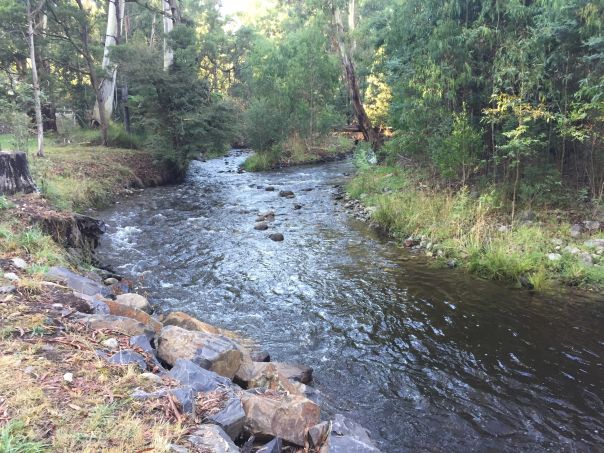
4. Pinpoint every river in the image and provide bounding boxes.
[97,150,604,452]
